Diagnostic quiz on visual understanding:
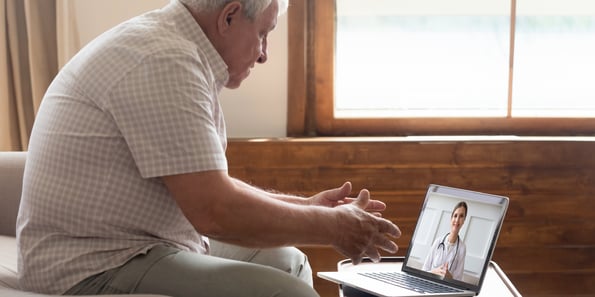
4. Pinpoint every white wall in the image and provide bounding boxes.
[66,0,288,138]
